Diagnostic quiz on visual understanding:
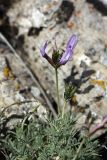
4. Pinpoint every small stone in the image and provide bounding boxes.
[31,86,40,97]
